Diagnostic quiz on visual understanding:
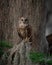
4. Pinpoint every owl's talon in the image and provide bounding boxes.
[24,37,29,42]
